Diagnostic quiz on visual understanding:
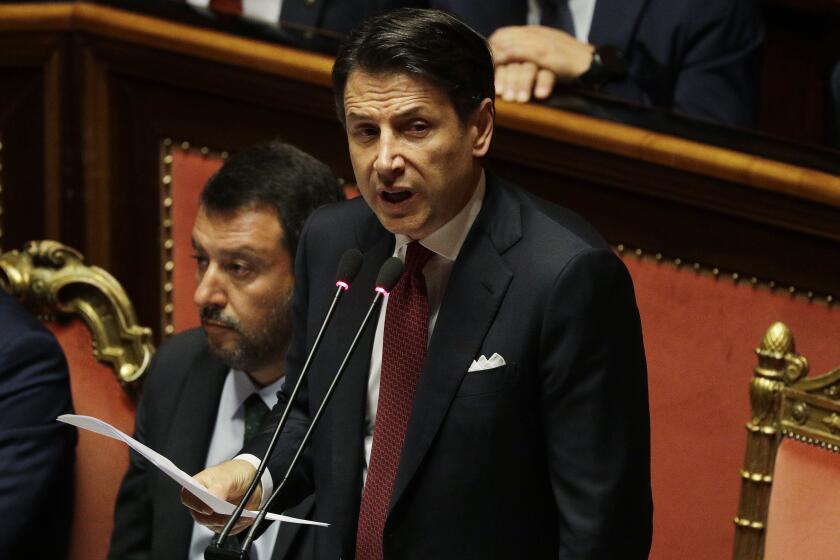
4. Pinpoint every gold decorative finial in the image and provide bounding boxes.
[761,322,794,356]
[755,322,809,385]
